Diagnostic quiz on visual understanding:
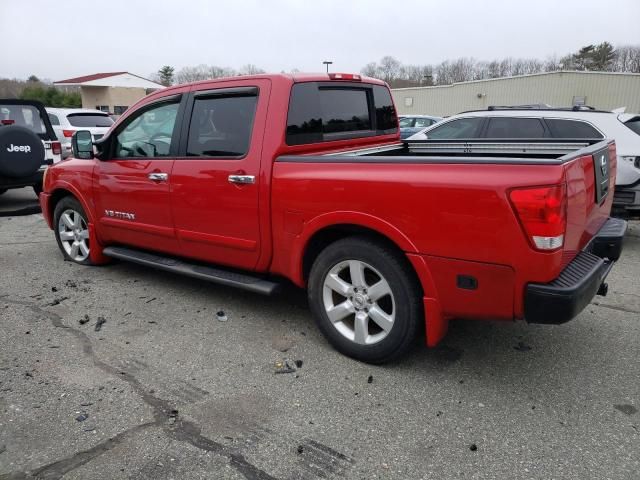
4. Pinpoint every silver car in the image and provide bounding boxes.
[46,108,114,158]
